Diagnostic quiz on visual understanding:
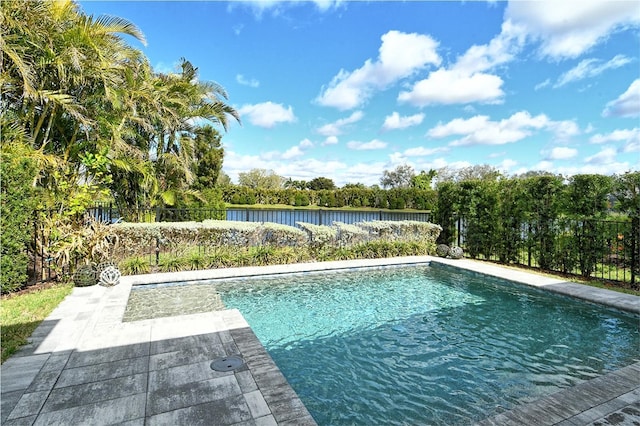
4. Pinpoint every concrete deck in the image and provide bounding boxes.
[2,256,639,425]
